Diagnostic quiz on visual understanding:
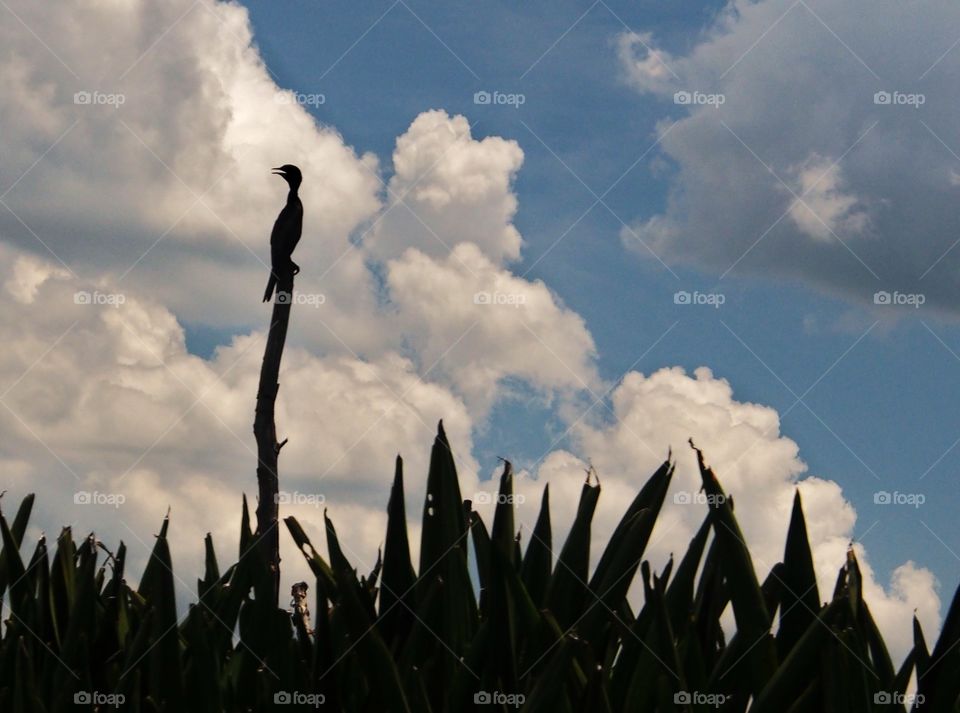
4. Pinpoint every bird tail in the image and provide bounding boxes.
[262,274,277,303]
